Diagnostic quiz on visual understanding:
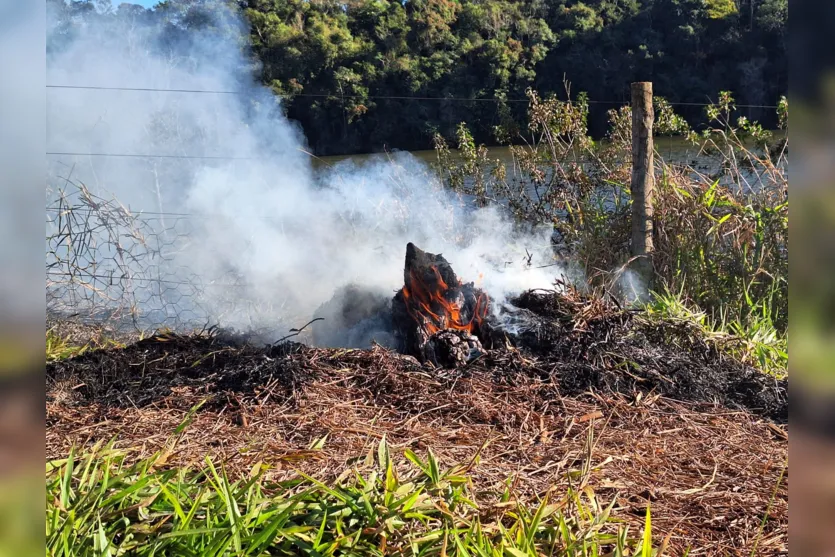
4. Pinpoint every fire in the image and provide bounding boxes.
[402,265,489,335]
